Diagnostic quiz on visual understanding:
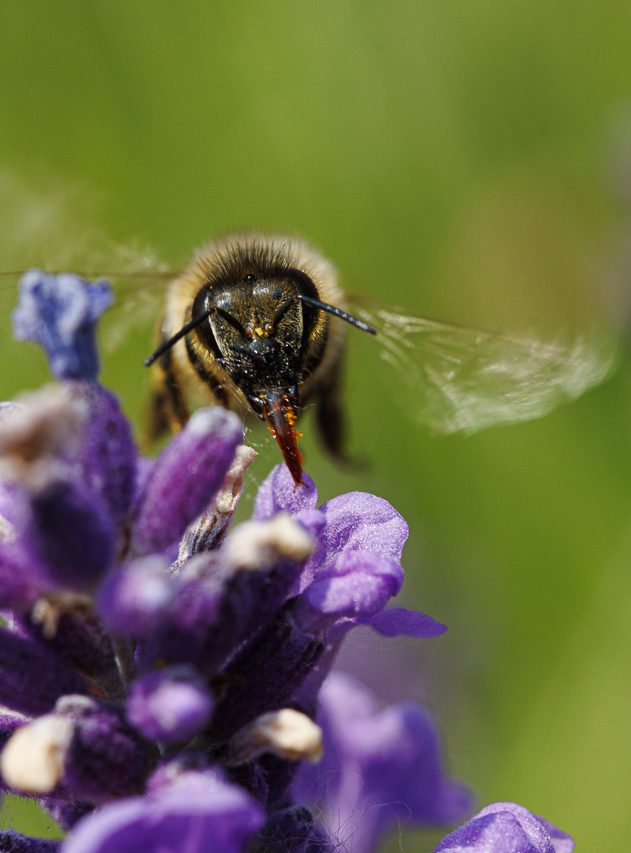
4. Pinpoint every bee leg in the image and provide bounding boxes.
[144,344,190,445]
[314,358,350,463]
